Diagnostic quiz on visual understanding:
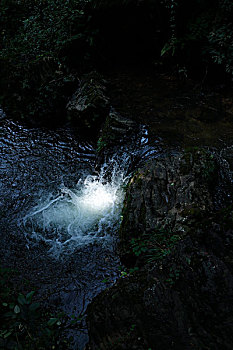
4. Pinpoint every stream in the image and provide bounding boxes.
[0,118,162,349]
[1,71,233,349]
